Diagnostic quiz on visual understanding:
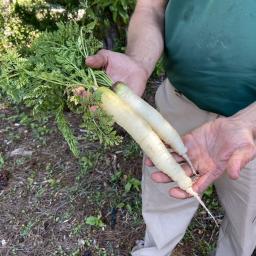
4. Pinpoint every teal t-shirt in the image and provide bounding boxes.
[165,0,256,116]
